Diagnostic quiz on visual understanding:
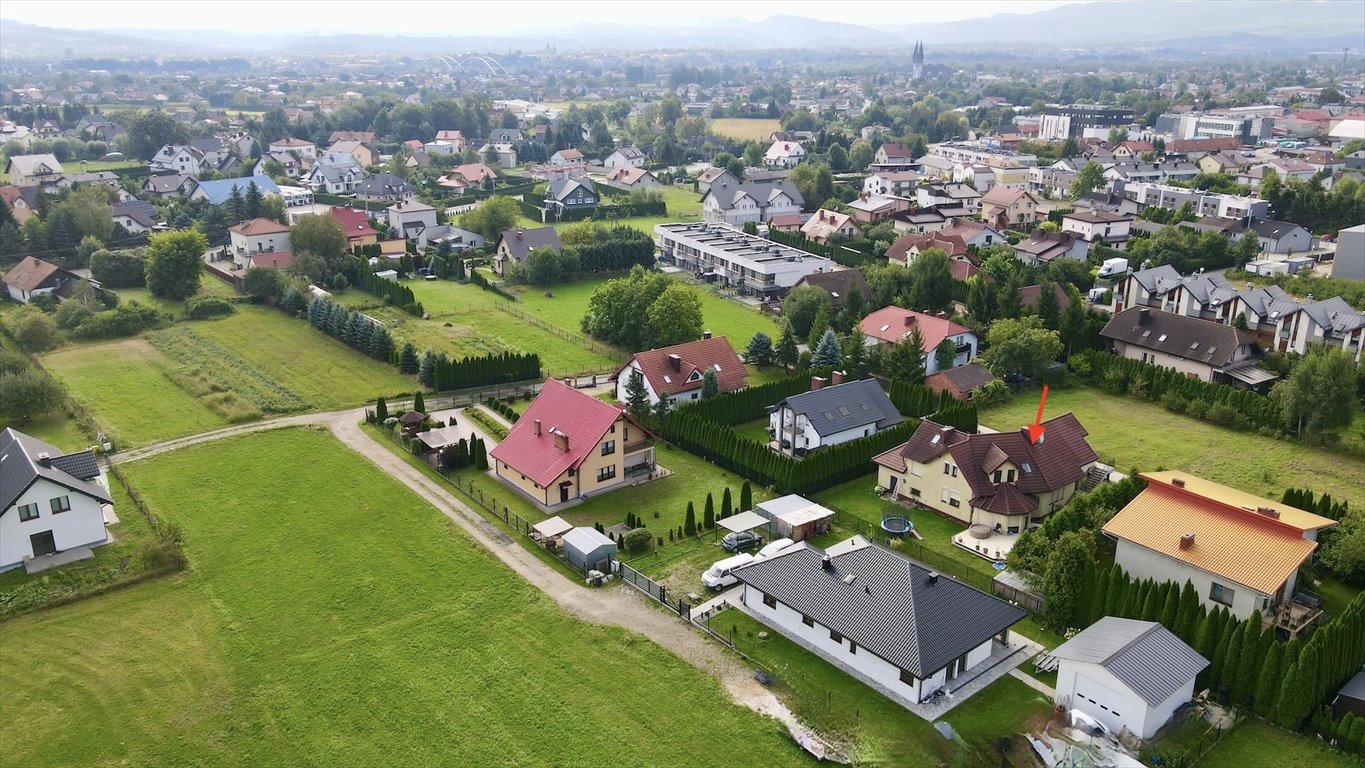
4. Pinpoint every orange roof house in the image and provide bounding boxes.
[1104,471,1336,619]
